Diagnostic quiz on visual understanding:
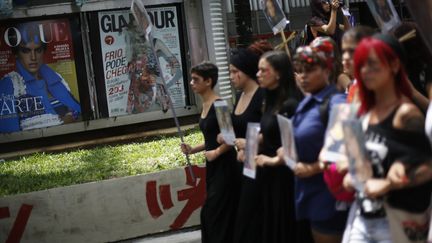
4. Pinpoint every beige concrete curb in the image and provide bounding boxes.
[0,165,205,243]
